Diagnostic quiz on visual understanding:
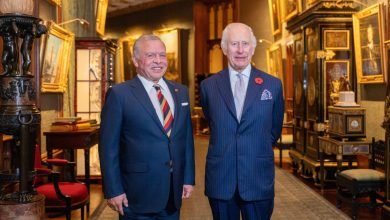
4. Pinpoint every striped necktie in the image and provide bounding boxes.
[154,84,174,136]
